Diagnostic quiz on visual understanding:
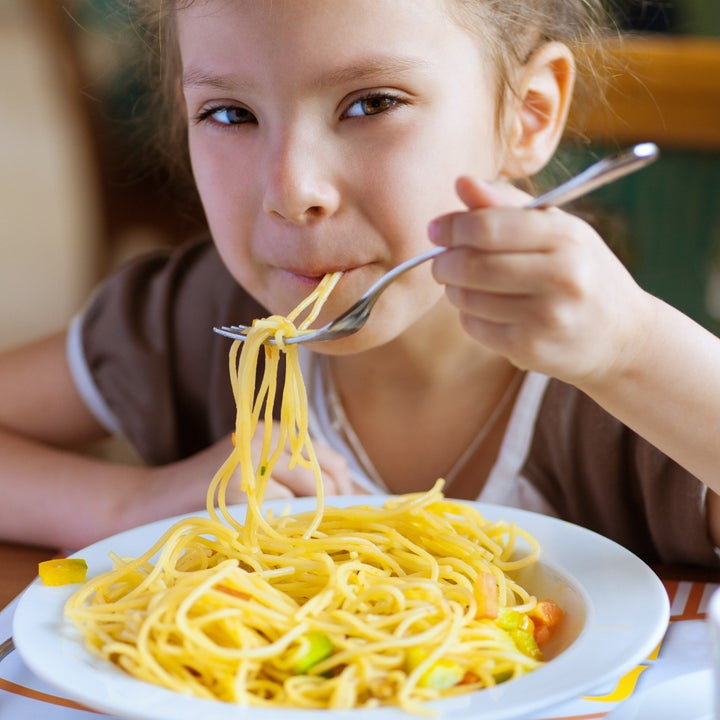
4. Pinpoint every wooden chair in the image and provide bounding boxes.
[572,35,720,150]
